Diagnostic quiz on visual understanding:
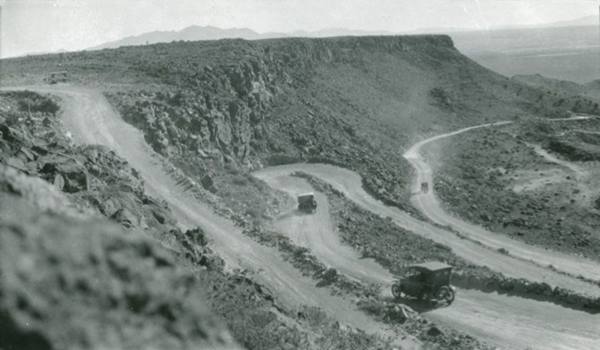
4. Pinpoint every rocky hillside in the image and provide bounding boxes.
[0,91,401,350]
[3,36,598,213]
